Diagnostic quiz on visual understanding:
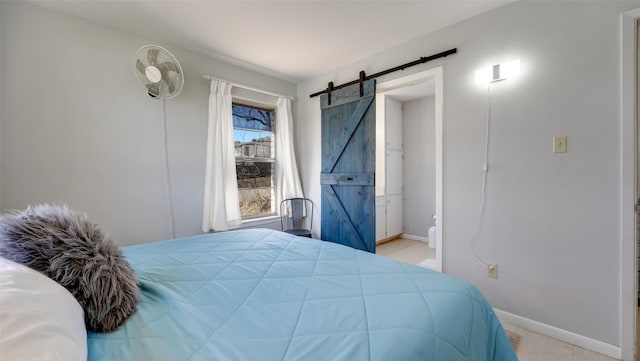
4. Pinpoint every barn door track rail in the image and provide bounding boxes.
[310,48,457,104]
